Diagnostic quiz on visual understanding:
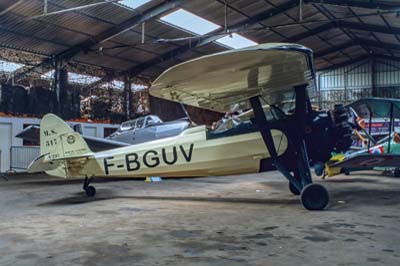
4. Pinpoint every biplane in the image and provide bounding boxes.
[326,98,400,177]
[28,43,353,210]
